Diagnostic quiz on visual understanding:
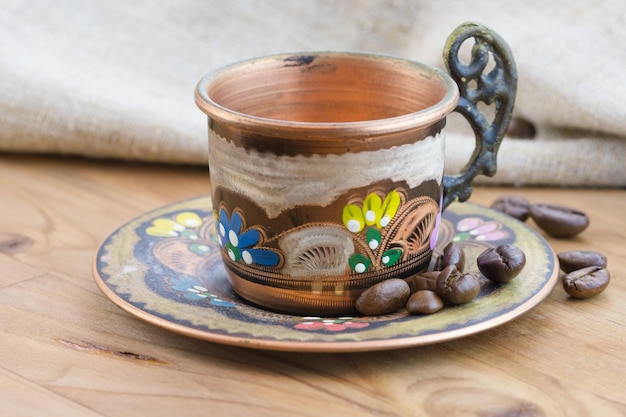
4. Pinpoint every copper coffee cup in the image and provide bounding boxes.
[195,22,517,315]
